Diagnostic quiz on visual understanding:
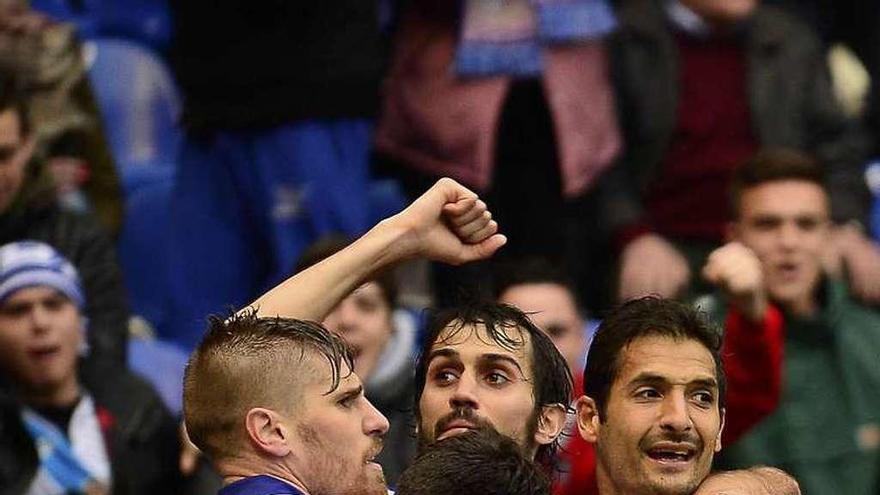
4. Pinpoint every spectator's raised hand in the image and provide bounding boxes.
[618,233,690,301]
[703,242,768,322]
[825,224,880,304]
[387,177,507,265]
